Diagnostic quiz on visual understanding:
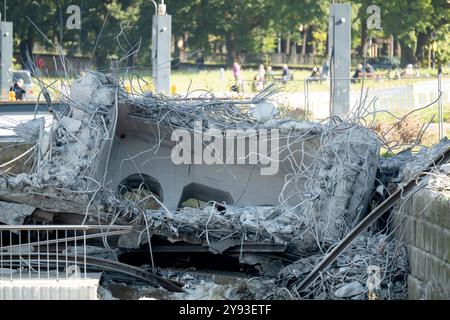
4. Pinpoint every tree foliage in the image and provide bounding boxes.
[4,0,449,68]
